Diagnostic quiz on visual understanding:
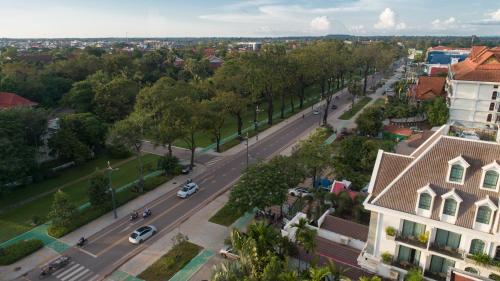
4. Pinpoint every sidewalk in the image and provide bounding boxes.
[0,165,207,281]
